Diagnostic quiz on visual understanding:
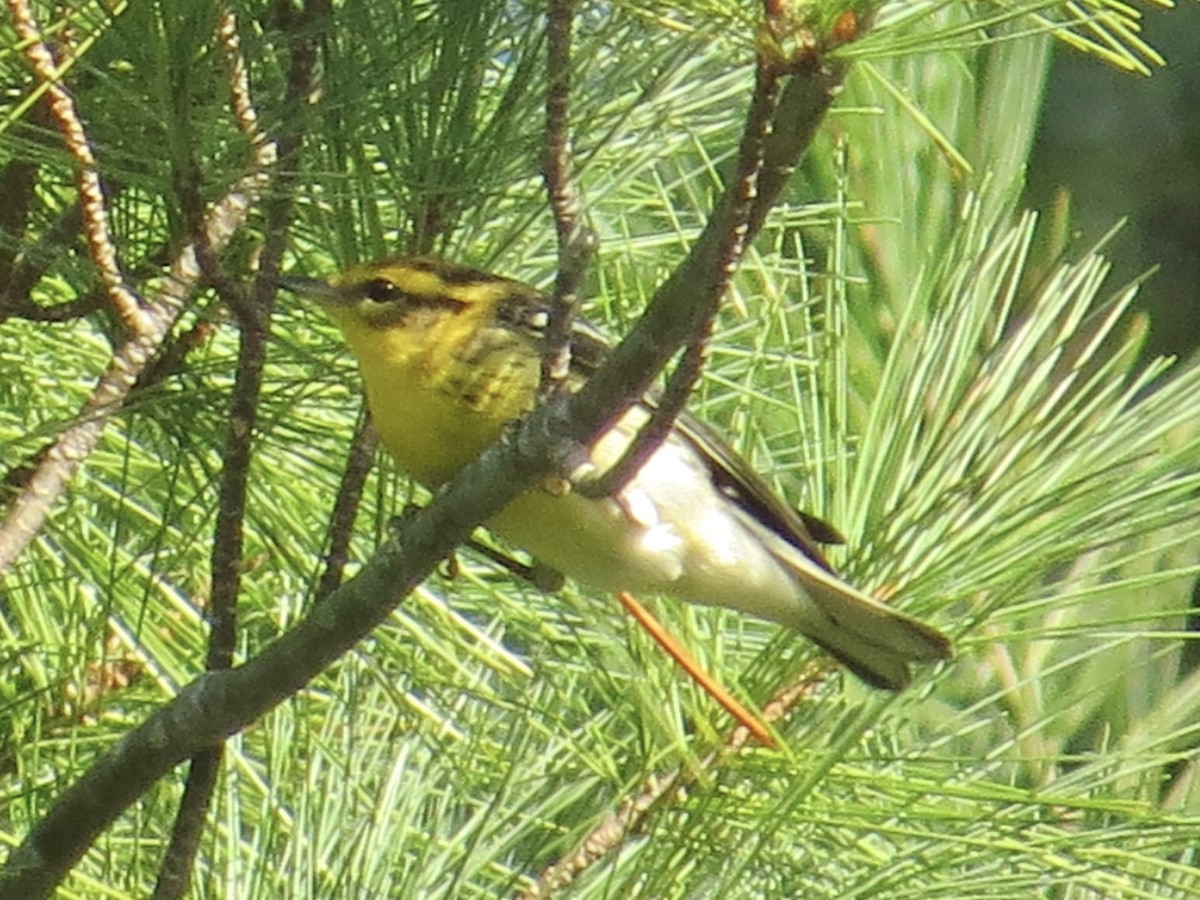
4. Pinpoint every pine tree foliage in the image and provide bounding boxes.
[1,0,1199,896]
